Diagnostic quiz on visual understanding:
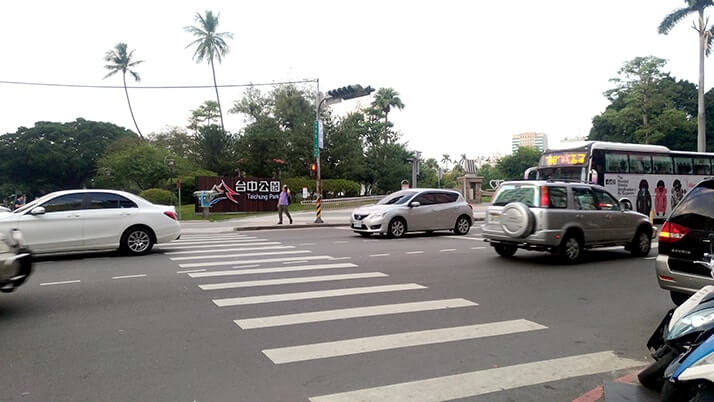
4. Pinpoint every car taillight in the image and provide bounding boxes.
[540,186,549,208]
[659,221,689,243]
[164,211,177,221]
